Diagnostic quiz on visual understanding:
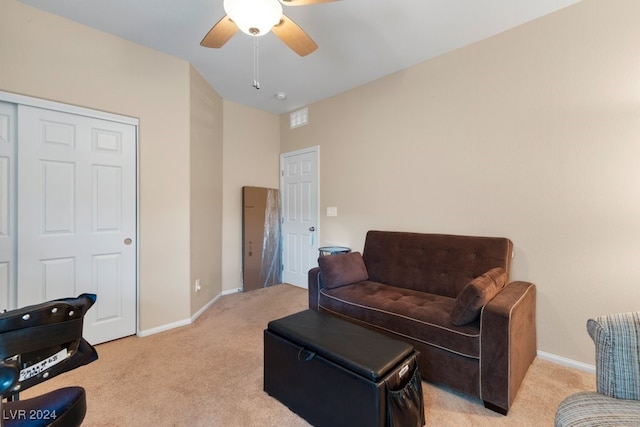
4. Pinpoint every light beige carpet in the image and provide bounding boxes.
[24,284,595,426]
